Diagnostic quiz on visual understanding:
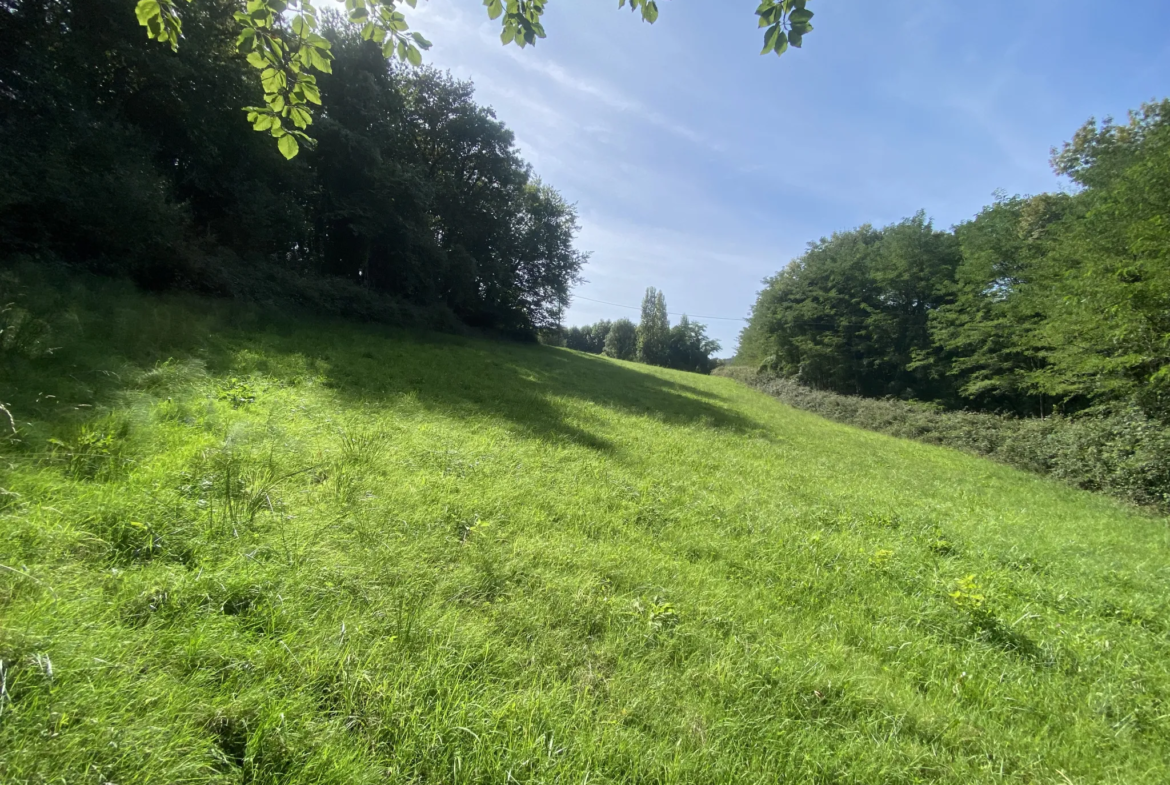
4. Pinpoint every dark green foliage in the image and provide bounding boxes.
[635,287,670,366]
[603,319,638,361]
[565,320,612,354]
[738,99,1170,423]
[1034,101,1170,418]
[741,213,959,399]
[0,0,201,280]
[0,0,583,336]
[720,367,1170,511]
[666,315,722,375]
[923,194,1071,416]
[570,291,720,374]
